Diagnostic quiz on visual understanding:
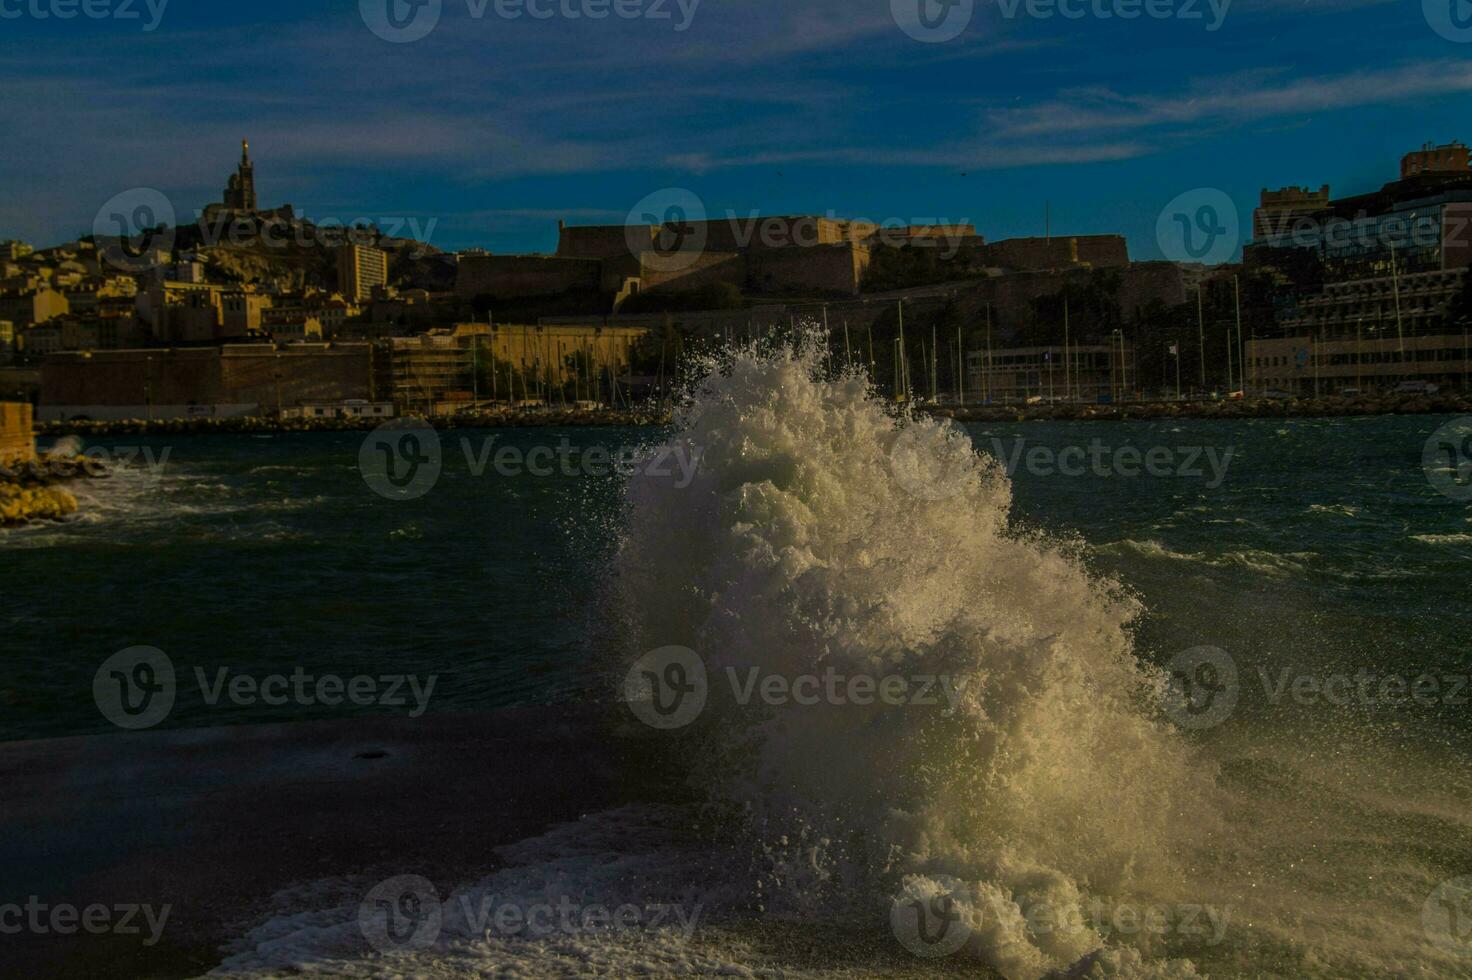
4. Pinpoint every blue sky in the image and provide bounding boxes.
[2,0,1470,260]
